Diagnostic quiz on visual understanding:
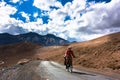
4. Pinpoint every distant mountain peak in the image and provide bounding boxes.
[0,32,69,46]
[0,33,11,35]
[46,34,55,36]
[21,32,40,36]
[45,34,59,38]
